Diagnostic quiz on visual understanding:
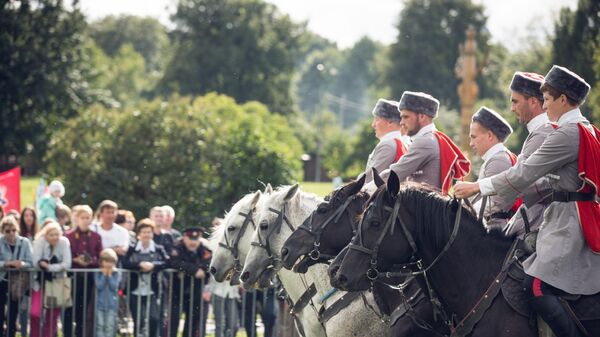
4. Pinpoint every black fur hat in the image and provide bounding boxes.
[398,91,439,118]
[372,99,400,123]
[509,72,544,101]
[543,65,591,105]
[472,106,513,142]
